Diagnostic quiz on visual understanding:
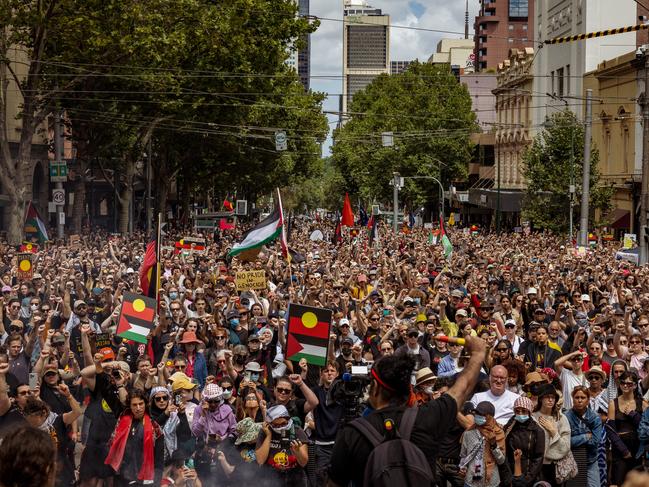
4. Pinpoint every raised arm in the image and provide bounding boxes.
[446,336,487,408]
